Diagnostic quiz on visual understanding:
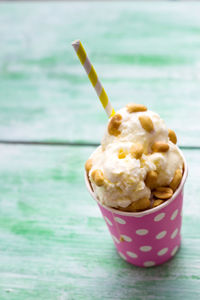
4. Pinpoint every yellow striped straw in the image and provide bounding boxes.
[72,40,115,118]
